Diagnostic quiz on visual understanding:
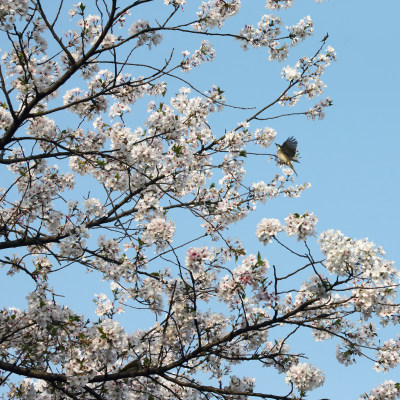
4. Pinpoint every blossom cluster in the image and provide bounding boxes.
[185,247,212,273]
[360,380,400,400]
[256,212,317,244]
[256,218,283,244]
[285,362,325,392]
[375,337,400,372]
[218,253,273,307]
[141,217,176,251]
[279,46,336,107]
[181,41,216,72]
[128,19,163,48]
[307,97,333,120]
[319,230,393,280]
[254,126,277,148]
[0,0,29,29]
[285,211,318,240]
[193,0,241,31]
